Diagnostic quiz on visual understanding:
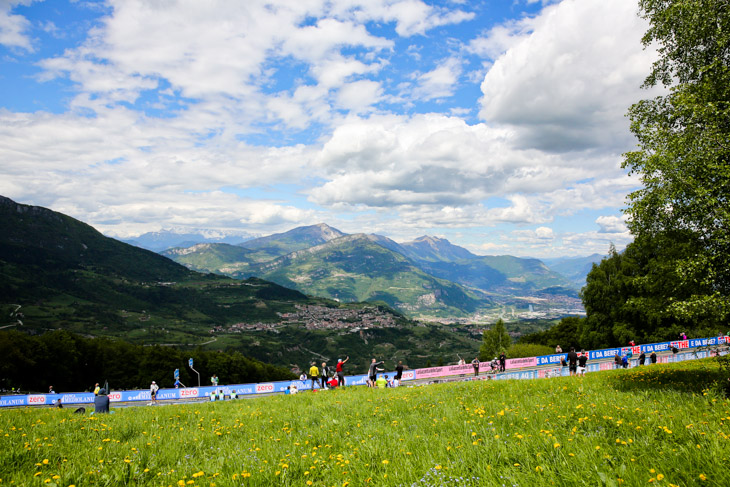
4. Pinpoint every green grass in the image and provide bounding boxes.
[2,359,729,486]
